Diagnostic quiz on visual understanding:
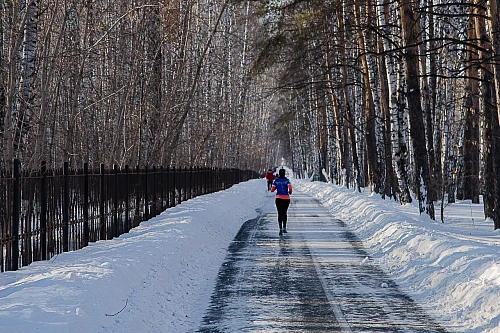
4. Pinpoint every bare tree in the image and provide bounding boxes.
[459,6,481,203]
[400,0,435,218]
